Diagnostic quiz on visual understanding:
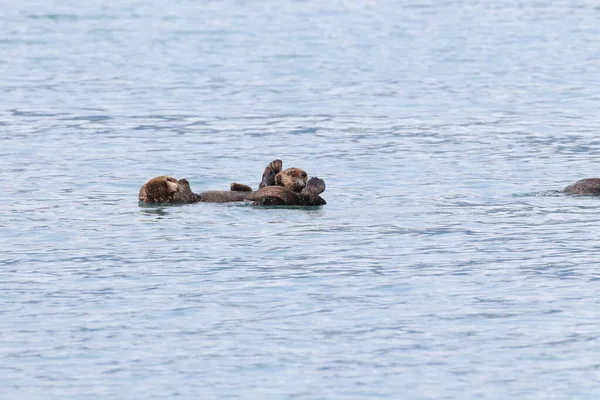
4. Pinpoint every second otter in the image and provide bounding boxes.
[564,178,600,195]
